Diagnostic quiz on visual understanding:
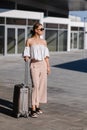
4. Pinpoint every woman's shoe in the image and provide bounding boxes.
[30,110,38,118]
[36,108,43,114]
